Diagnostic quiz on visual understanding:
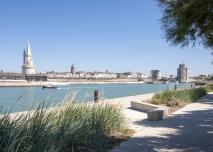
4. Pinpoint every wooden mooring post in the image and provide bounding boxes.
[94,90,99,103]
